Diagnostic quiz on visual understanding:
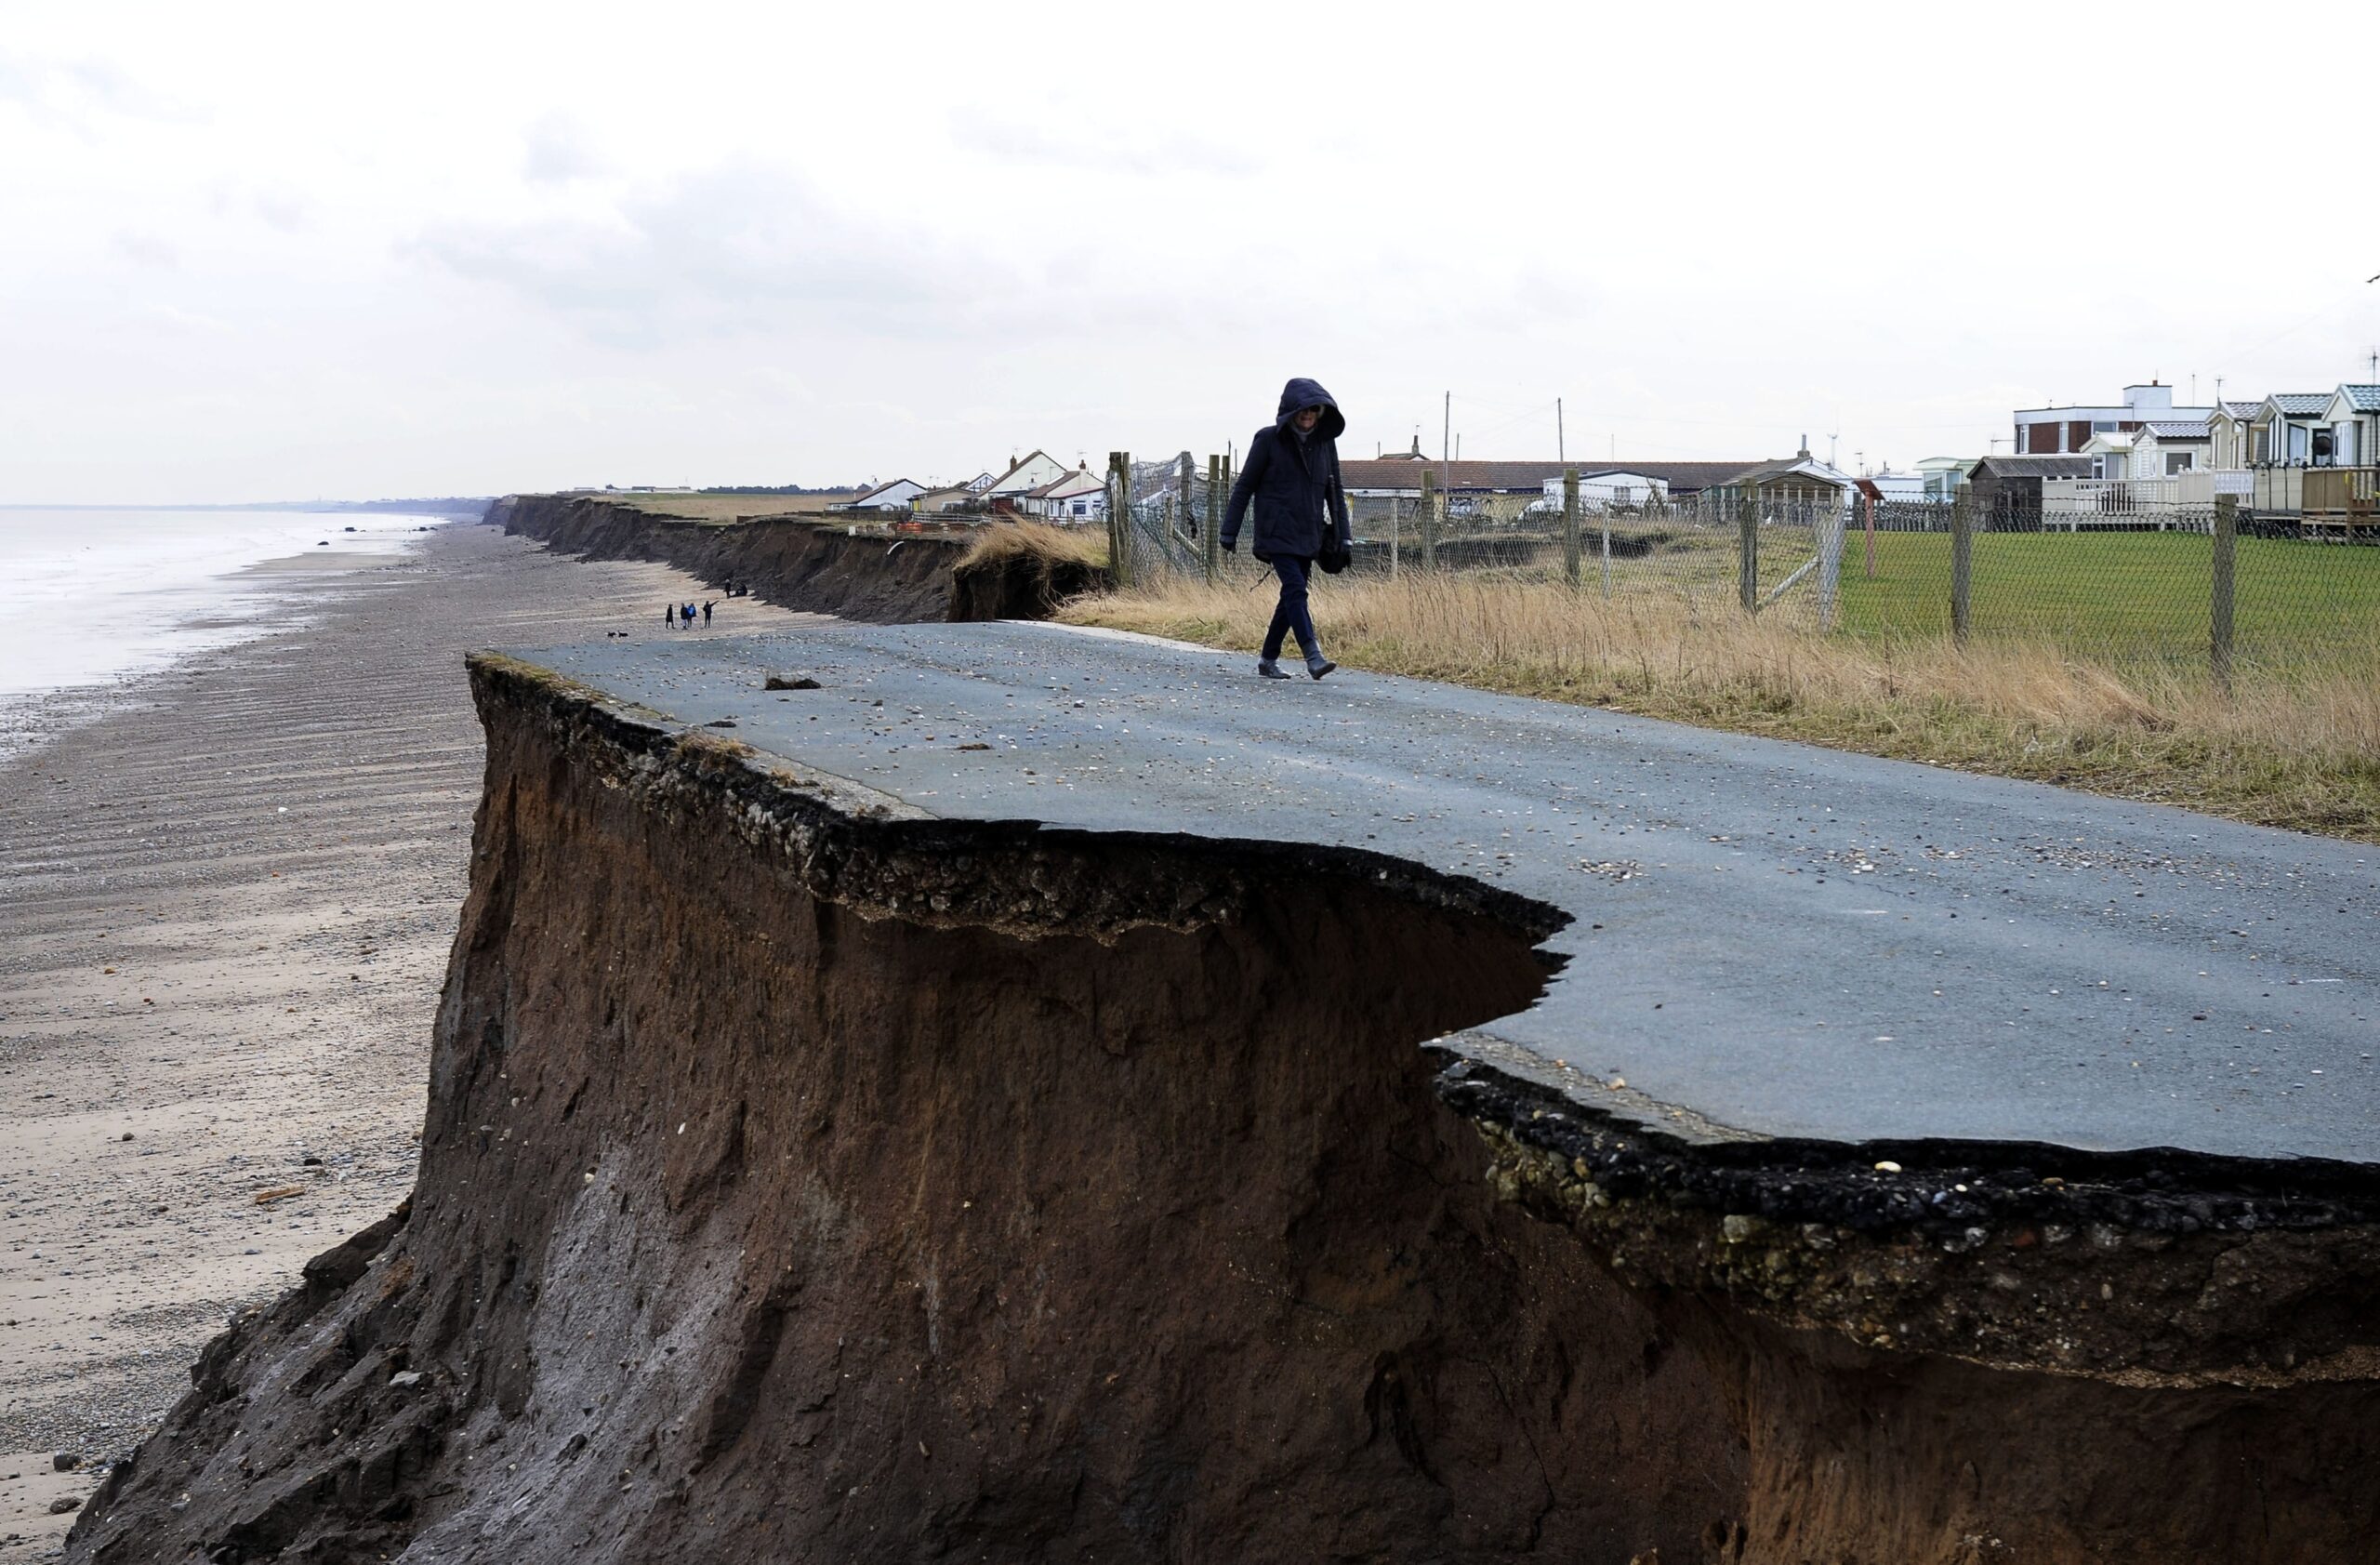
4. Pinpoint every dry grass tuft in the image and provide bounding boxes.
[955,521,1109,571]
[1059,572,2380,841]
